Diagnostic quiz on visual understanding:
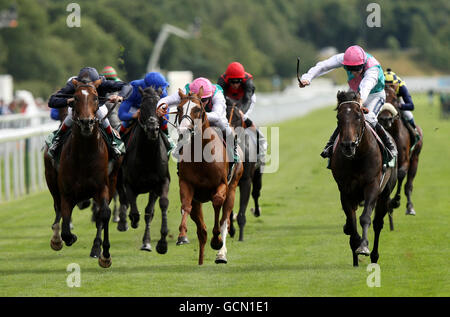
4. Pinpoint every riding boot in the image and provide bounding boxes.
[161,128,175,155]
[256,128,268,165]
[48,122,69,159]
[105,126,125,160]
[407,119,421,144]
[375,122,397,167]
[228,135,240,181]
[320,127,339,158]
